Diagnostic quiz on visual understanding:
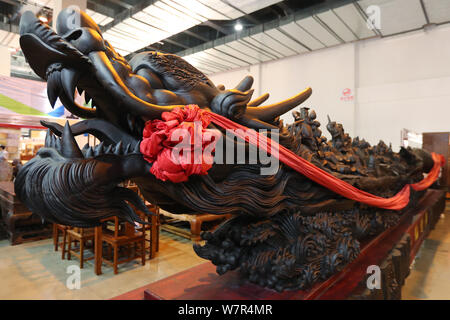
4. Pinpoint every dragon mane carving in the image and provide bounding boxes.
[15,8,435,291]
